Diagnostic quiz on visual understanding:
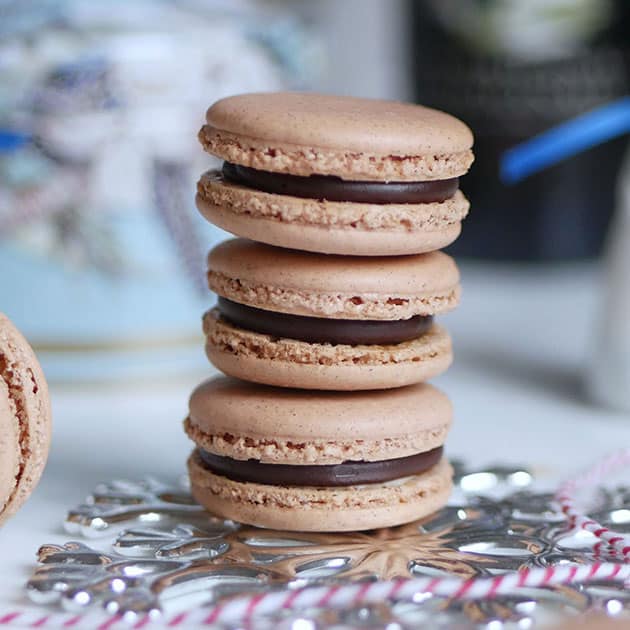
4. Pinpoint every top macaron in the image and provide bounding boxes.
[199,92,473,180]
[197,92,473,256]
